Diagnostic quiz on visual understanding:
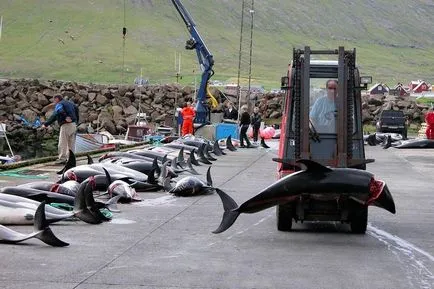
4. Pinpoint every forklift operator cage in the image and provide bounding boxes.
[275,47,373,175]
